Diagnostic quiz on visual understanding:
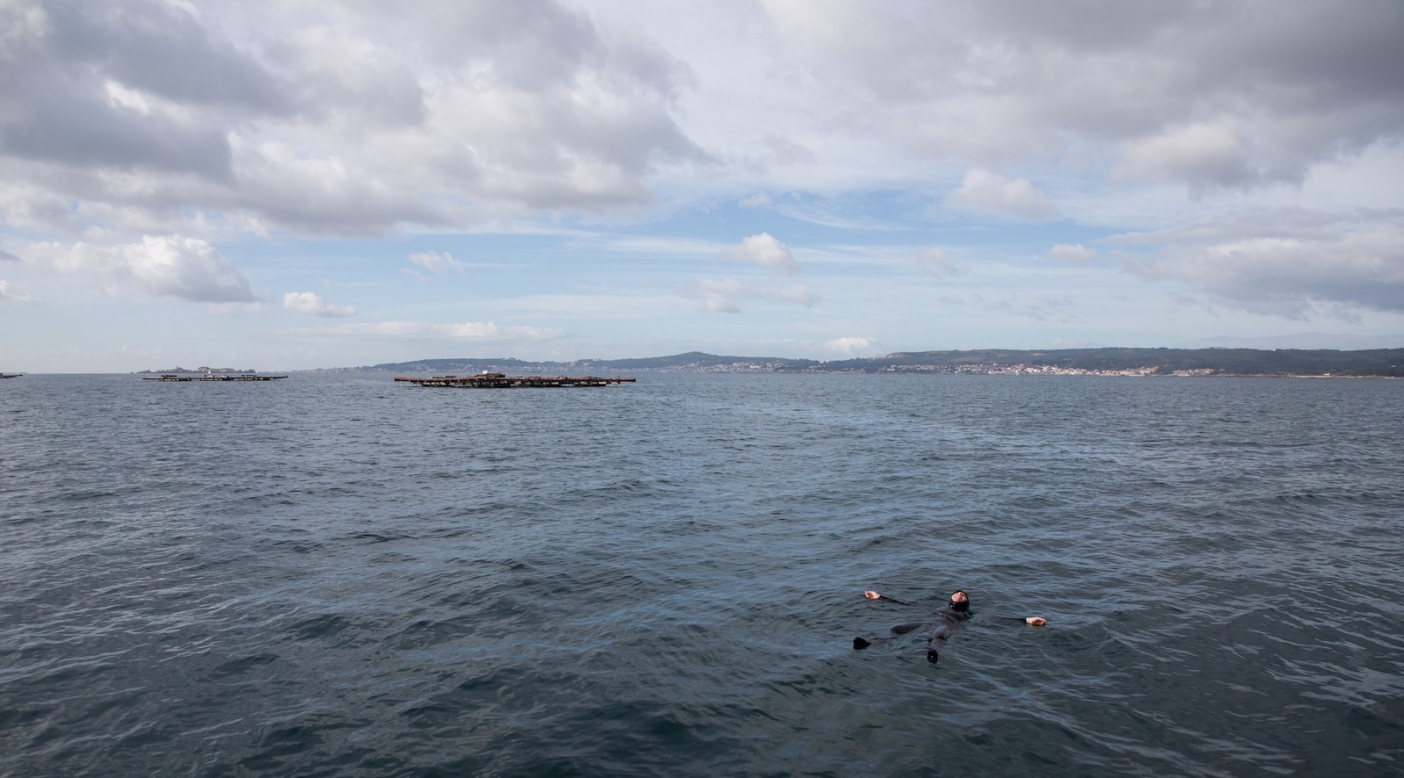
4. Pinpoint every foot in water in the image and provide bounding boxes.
[854,637,871,649]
